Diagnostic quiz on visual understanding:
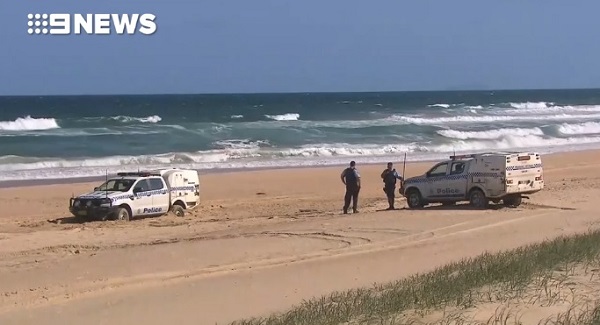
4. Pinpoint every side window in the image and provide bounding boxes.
[450,162,465,175]
[134,179,151,192]
[148,178,164,191]
[427,163,448,177]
